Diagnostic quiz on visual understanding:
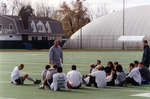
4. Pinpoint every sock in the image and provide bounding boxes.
[27,76,36,82]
